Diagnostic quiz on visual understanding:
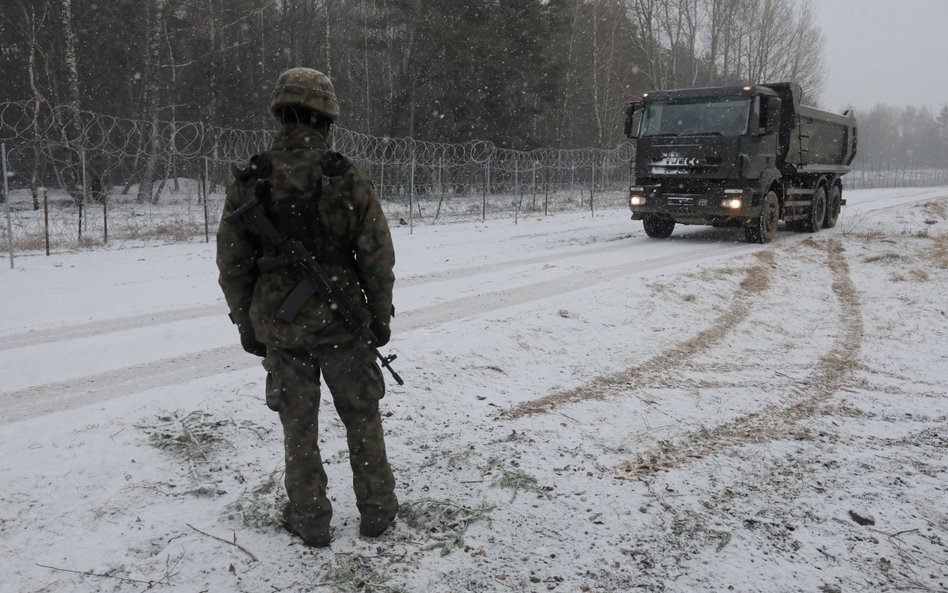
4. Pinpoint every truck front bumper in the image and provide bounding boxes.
[628,185,762,227]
